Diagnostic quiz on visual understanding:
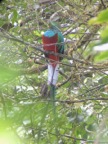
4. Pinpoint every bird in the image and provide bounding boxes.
[42,21,64,99]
